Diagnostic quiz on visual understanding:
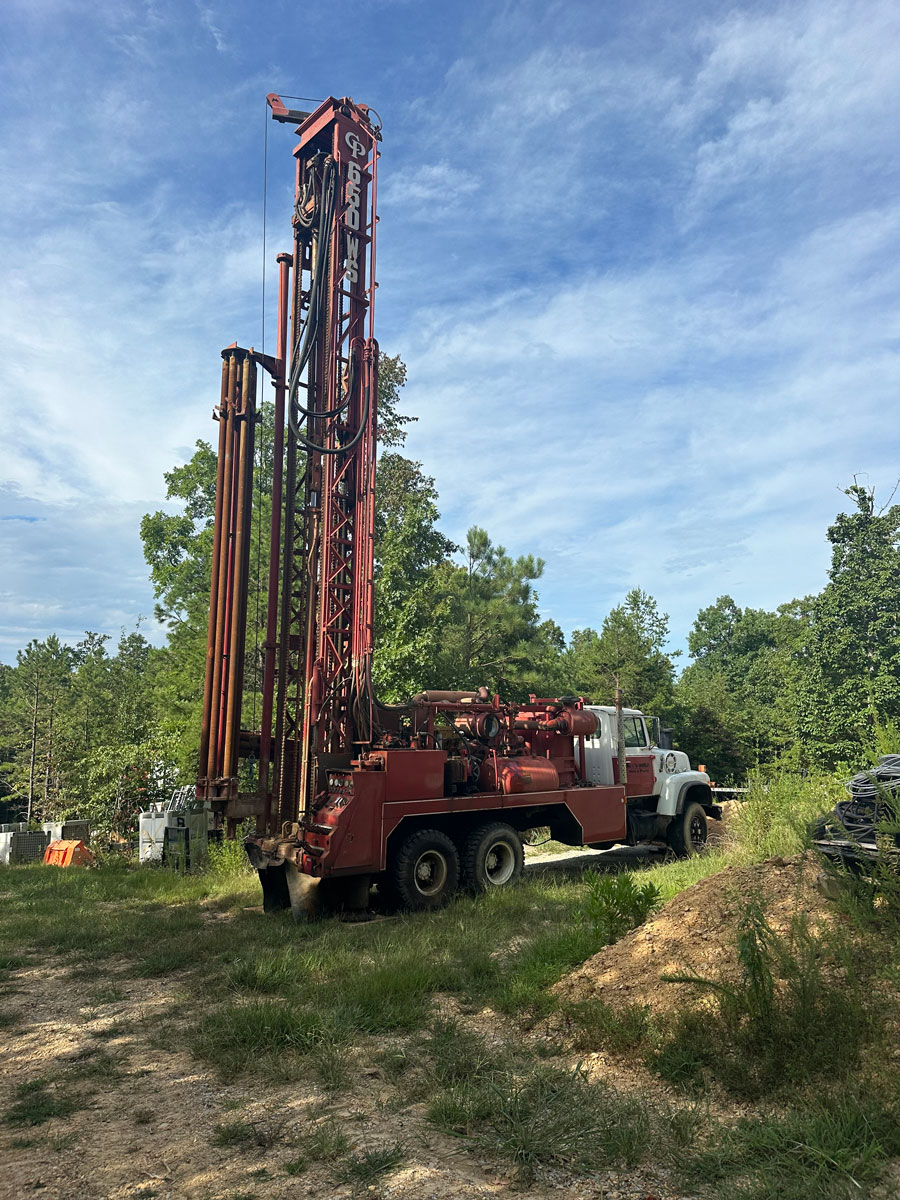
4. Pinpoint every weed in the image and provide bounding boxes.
[0,1008,24,1029]
[562,998,655,1054]
[682,1089,900,1200]
[426,1051,679,1183]
[420,1017,502,1086]
[208,826,255,880]
[579,871,662,943]
[226,950,303,994]
[283,1118,349,1175]
[734,772,843,861]
[132,1108,155,1125]
[193,1000,344,1078]
[473,1064,655,1181]
[652,901,873,1098]
[490,924,603,1014]
[337,1142,405,1187]
[4,1078,81,1127]
[314,1040,354,1092]
[373,1043,413,1080]
[211,1119,282,1149]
